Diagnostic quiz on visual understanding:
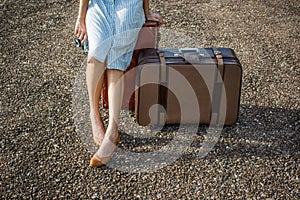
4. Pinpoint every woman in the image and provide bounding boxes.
[74,0,162,167]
